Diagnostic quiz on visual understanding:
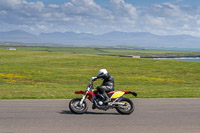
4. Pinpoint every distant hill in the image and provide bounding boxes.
[0,30,37,42]
[0,30,200,48]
